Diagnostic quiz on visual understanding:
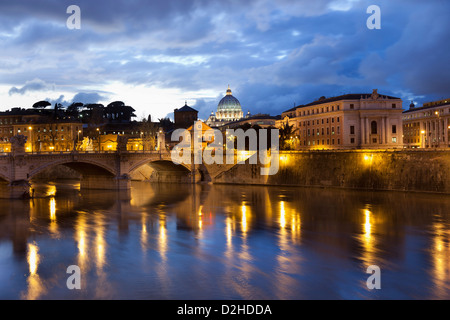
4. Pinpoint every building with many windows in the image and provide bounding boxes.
[0,108,82,153]
[402,98,450,148]
[277,89,403,150]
